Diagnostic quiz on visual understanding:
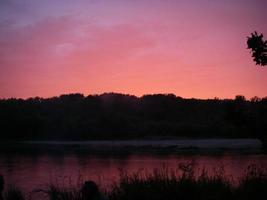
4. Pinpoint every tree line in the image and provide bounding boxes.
[0,93,266,140]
